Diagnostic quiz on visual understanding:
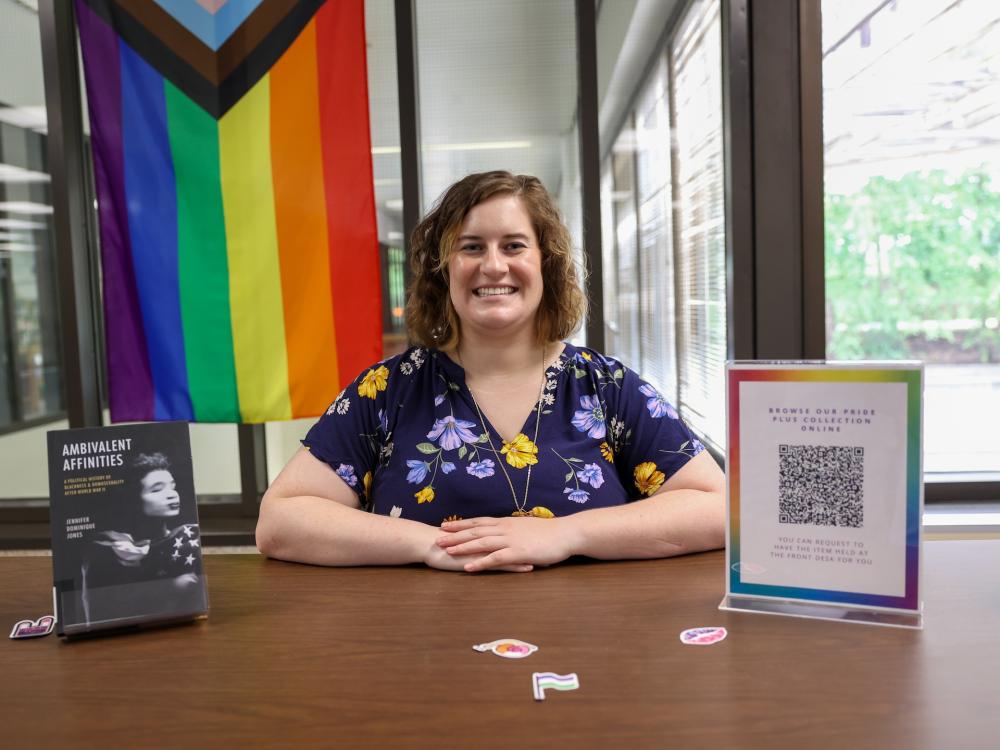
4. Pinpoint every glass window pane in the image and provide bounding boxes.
[414,0,581,229]
[611,127,641,368]
[366,0,407,356]
[822,0,1000,474]
[635,56,678,402]
[671,0,726,449]
[597,0,725,446]
[189,423,241,497]
[0,418,65,500]
[266,0,404,482]
[0,0,62,431]
[0,0,64,501]
[600,165,619,354]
